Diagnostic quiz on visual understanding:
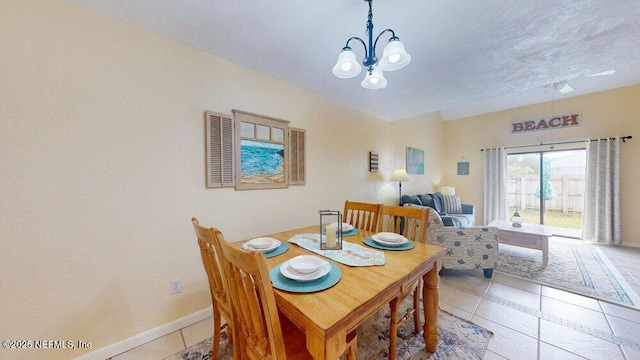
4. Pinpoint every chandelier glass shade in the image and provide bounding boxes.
[332,0,411,89]
[361,66,387,89]
[332,50,362,79]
